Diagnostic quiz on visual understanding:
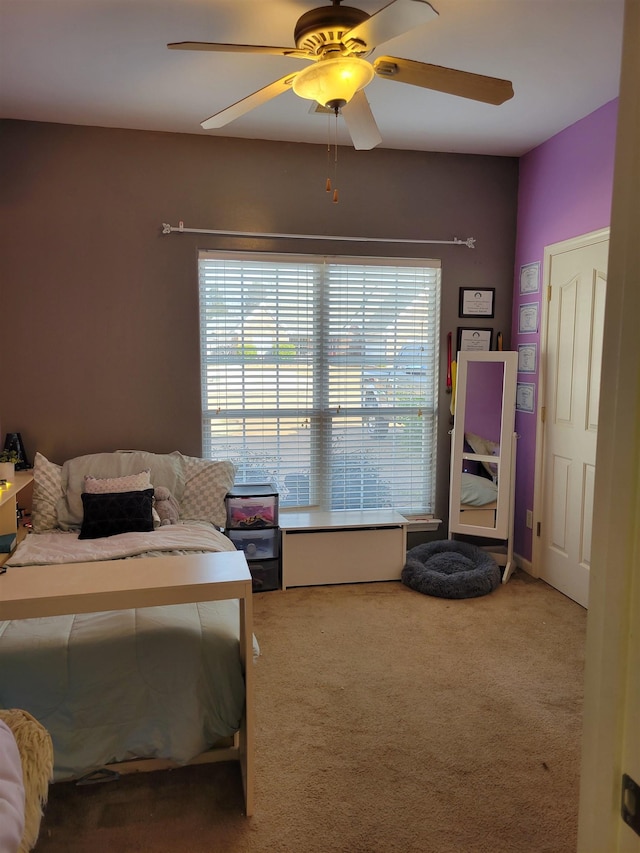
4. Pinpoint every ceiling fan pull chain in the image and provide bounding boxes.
[325,116,333,194]
[332,109,339,203]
